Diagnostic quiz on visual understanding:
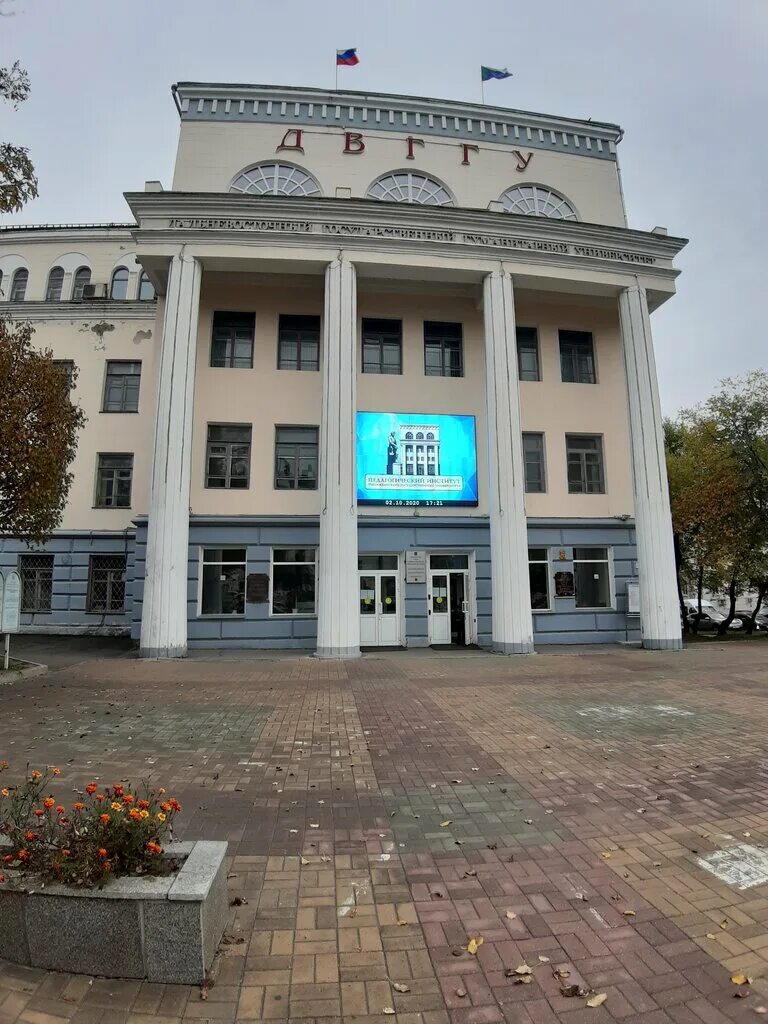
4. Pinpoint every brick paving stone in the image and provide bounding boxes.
[1,645,768,1021]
